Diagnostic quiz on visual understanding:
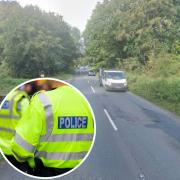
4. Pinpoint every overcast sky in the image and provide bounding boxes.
[17,0,103,32]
